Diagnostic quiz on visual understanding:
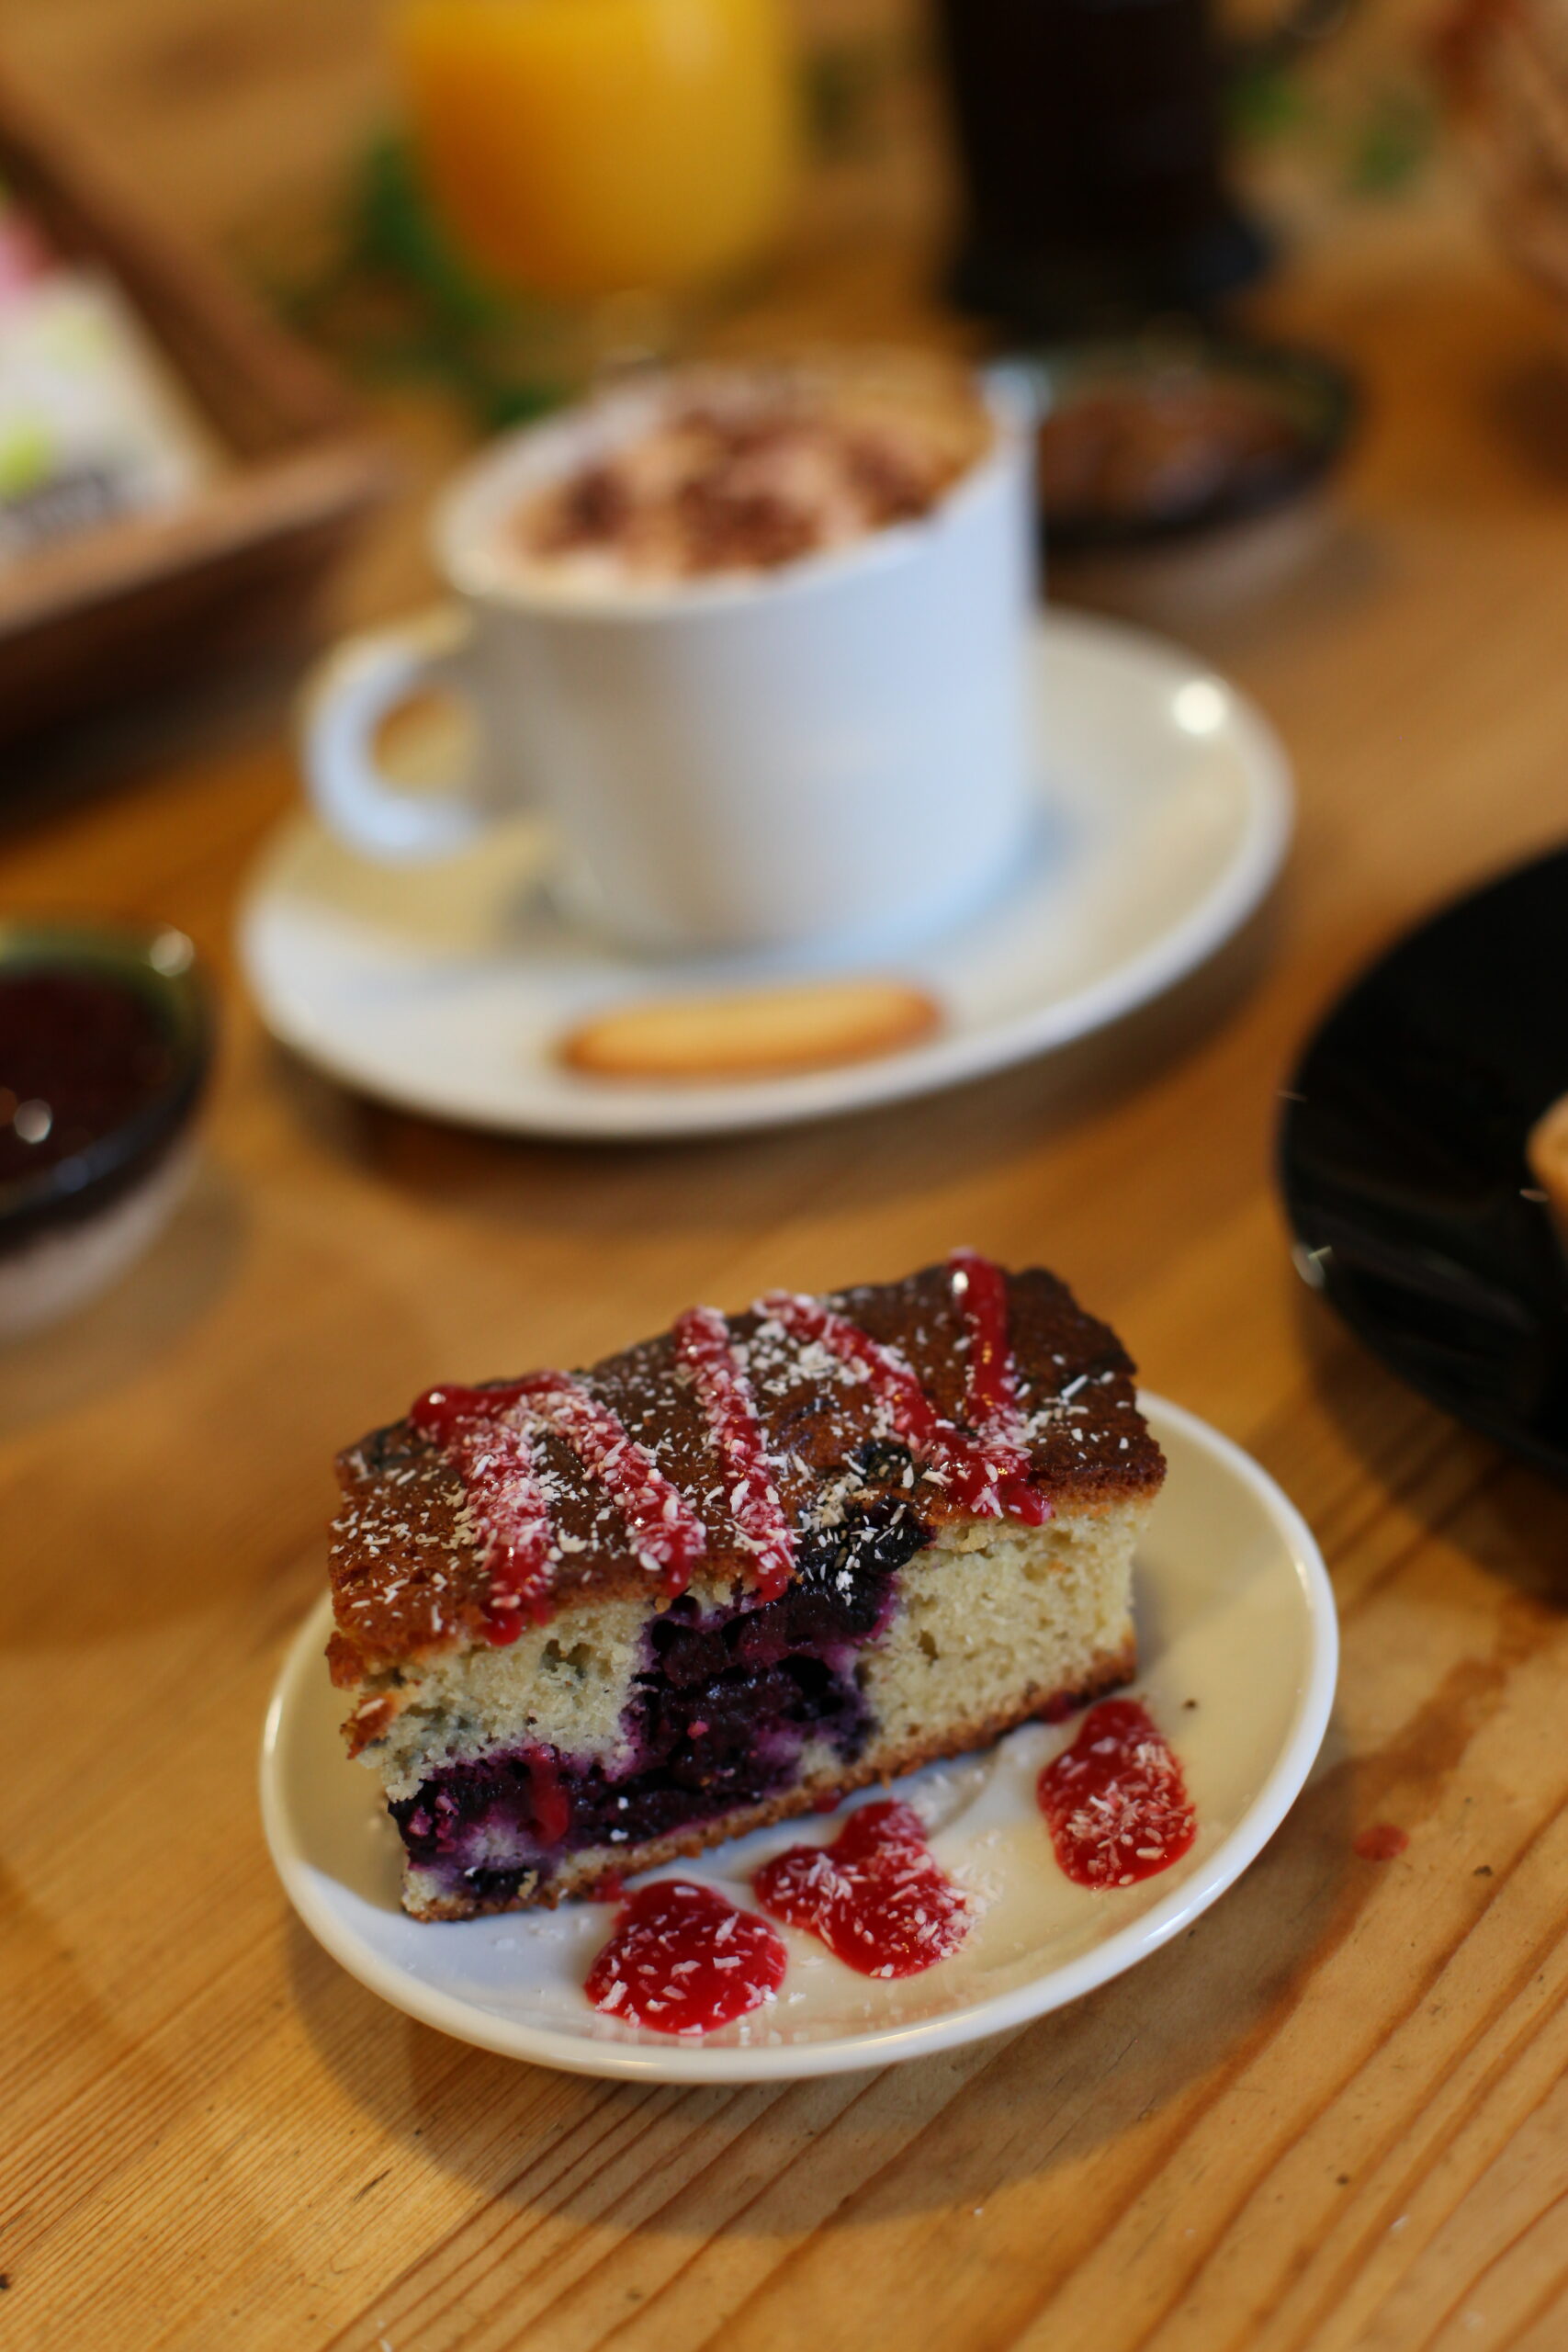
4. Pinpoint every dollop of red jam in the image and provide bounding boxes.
[752,1798,970,1978]
[0,970,175,1183]
[1037,1699,1197,1889]
[585,1880,787,2035]
[1354,1823,1408,1862]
